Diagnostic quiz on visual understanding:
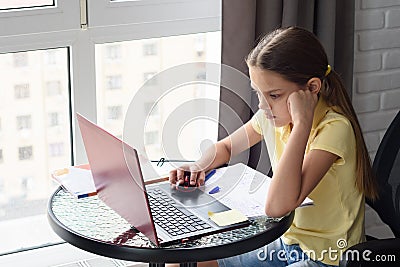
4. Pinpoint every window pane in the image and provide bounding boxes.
[0,48,70,254]
[0,0,54,10]
[95,31,221,161]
